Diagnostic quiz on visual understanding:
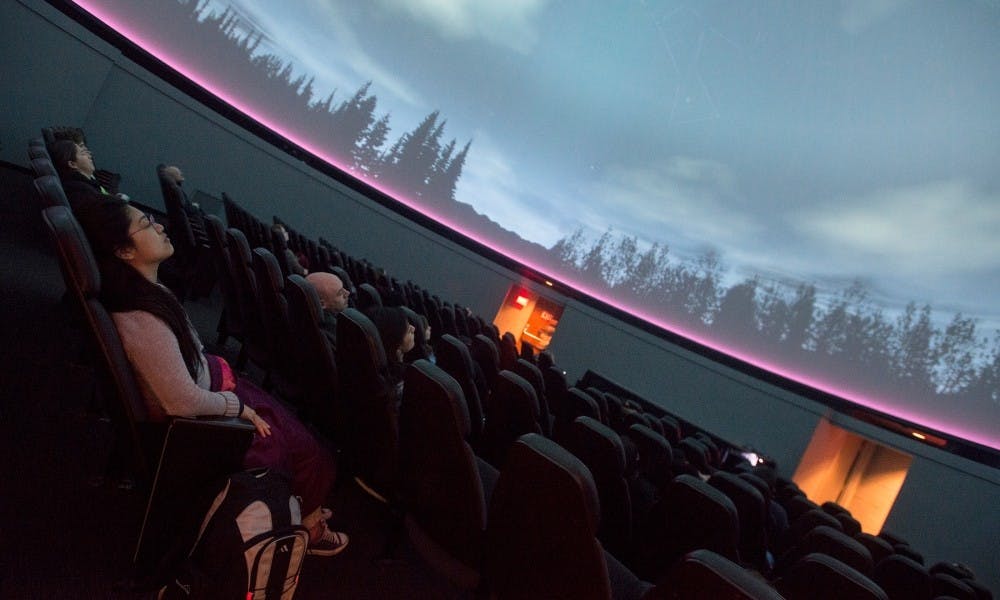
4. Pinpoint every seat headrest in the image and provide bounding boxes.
[404,359,471,439]
[42,205,101,298]
[286,274,322,325]
[570,416,626,476]
[34,175,69,209]
[507,433,601,534]
[252,247,284,291]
